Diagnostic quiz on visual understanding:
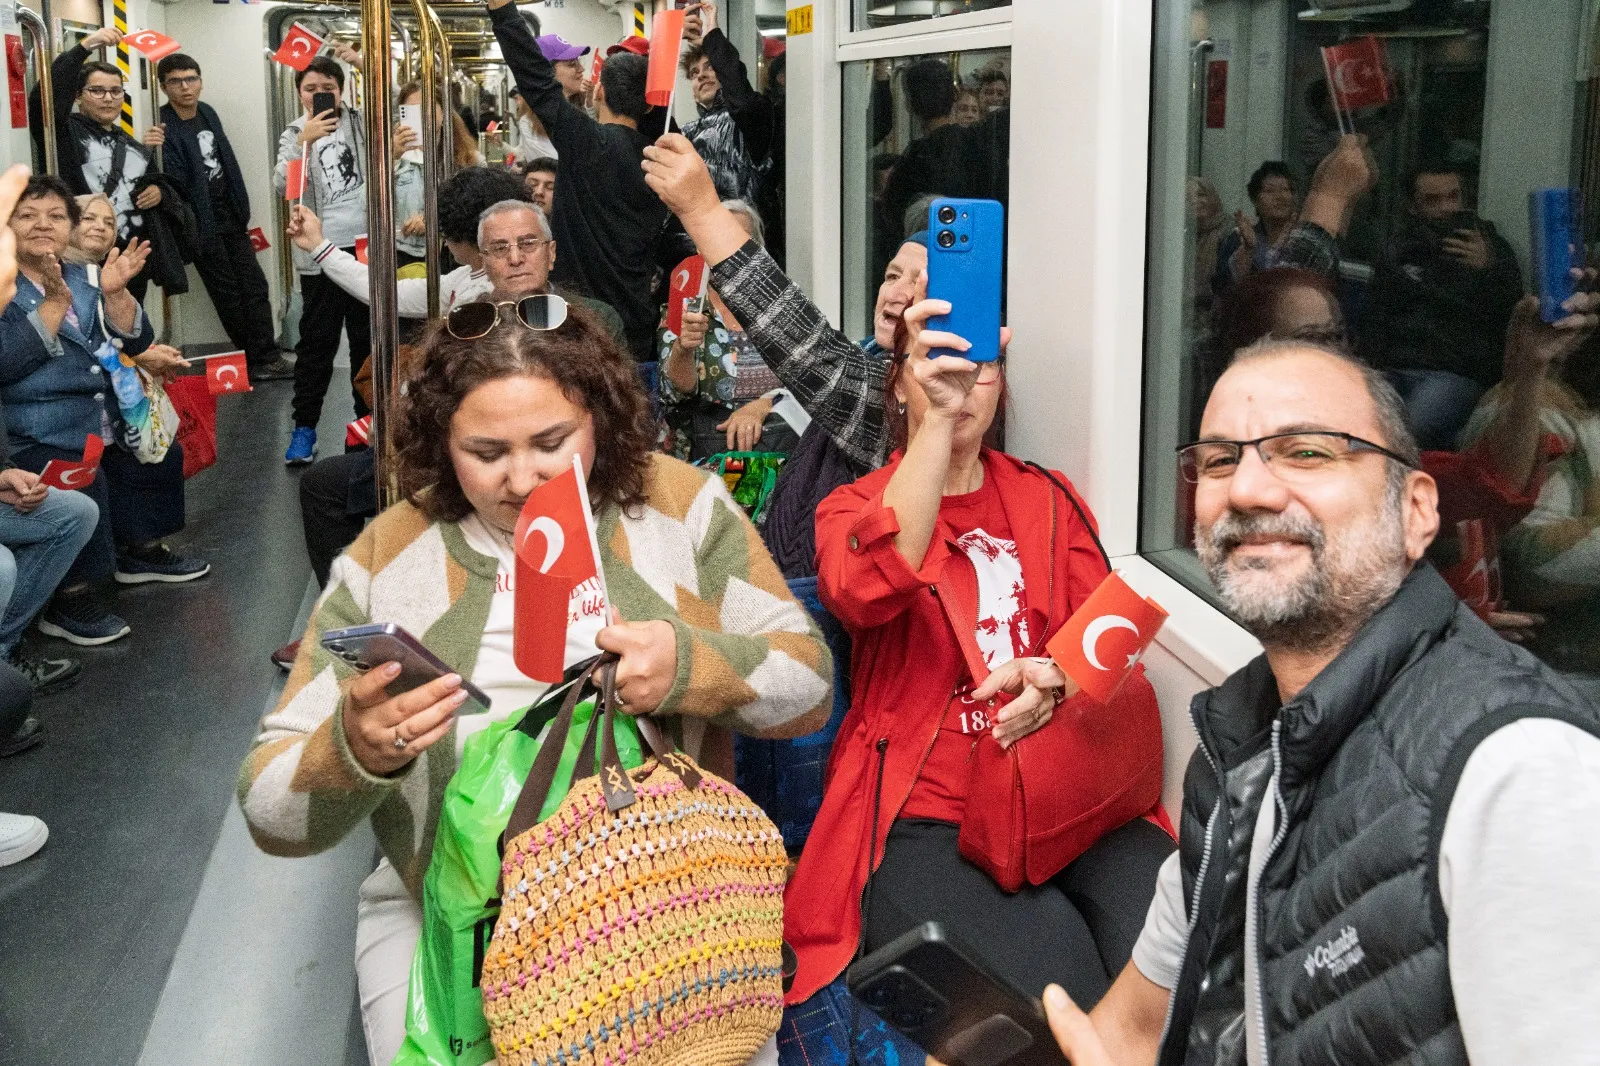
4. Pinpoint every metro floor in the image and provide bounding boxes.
[0,371,370,1065]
